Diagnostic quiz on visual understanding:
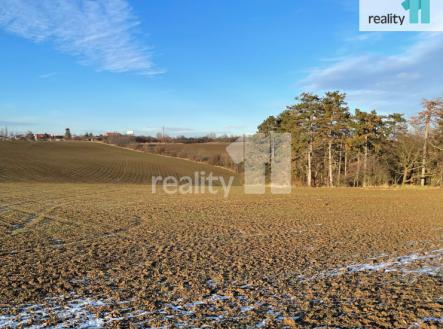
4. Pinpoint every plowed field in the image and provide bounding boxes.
[0,141,235,184]
[0,182,442,328]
